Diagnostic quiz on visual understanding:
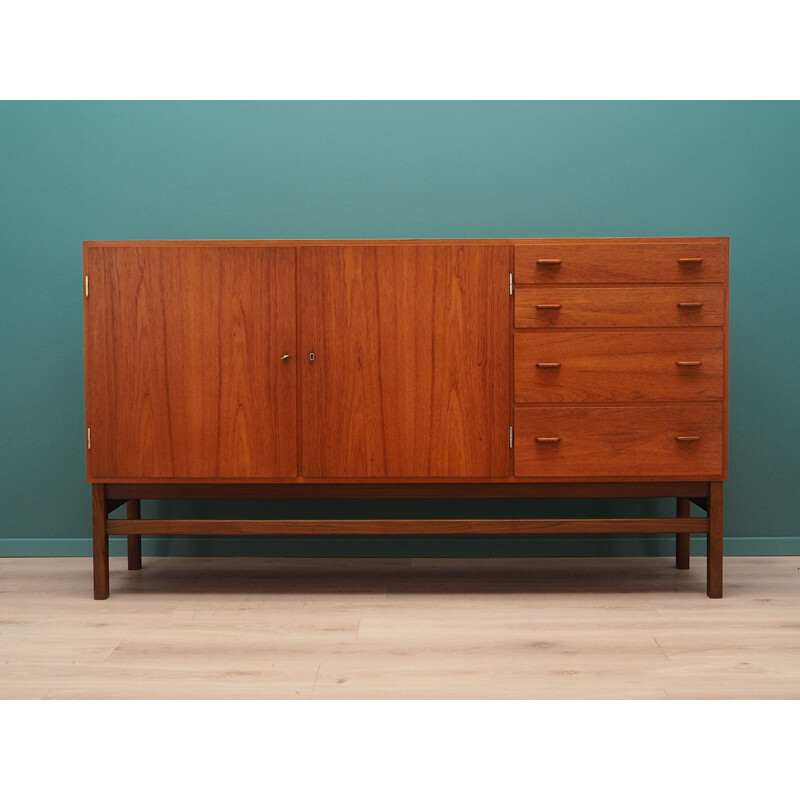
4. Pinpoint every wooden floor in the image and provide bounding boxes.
[1,556,798,699]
